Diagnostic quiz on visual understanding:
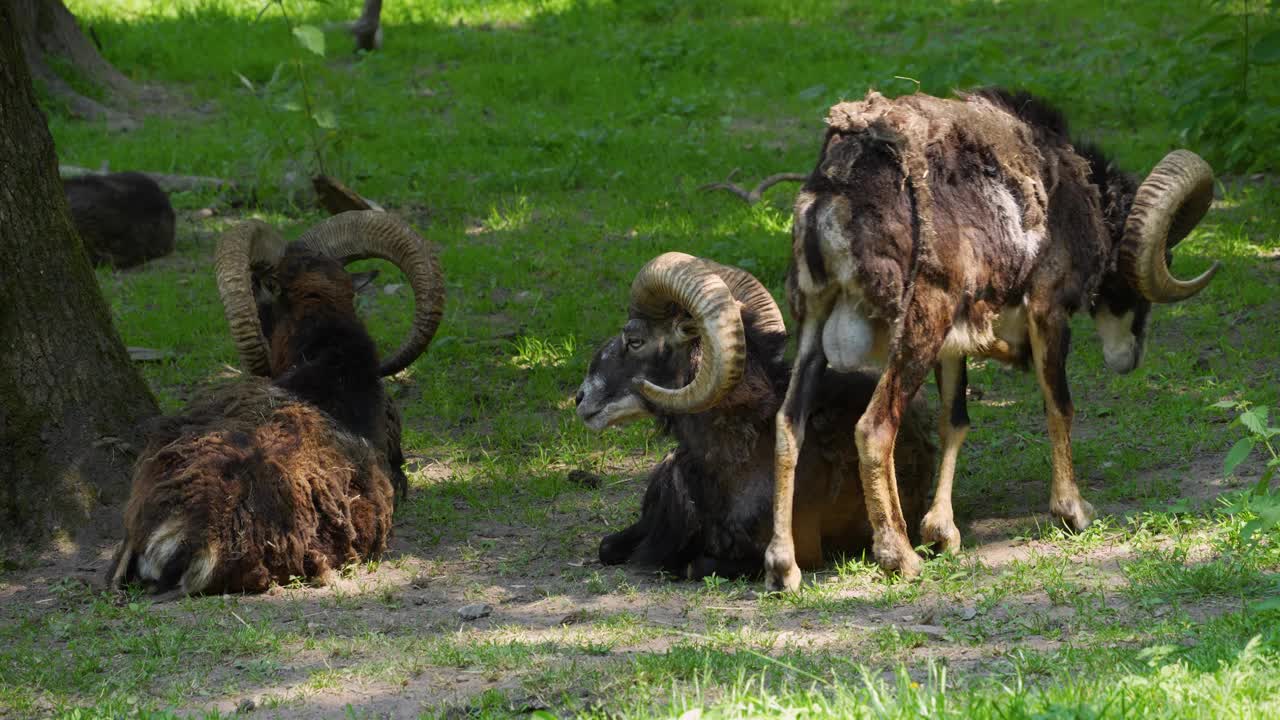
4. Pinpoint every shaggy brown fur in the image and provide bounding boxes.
[116,382,393,593]
[109,247,400,595]
[765,88,1214,589]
